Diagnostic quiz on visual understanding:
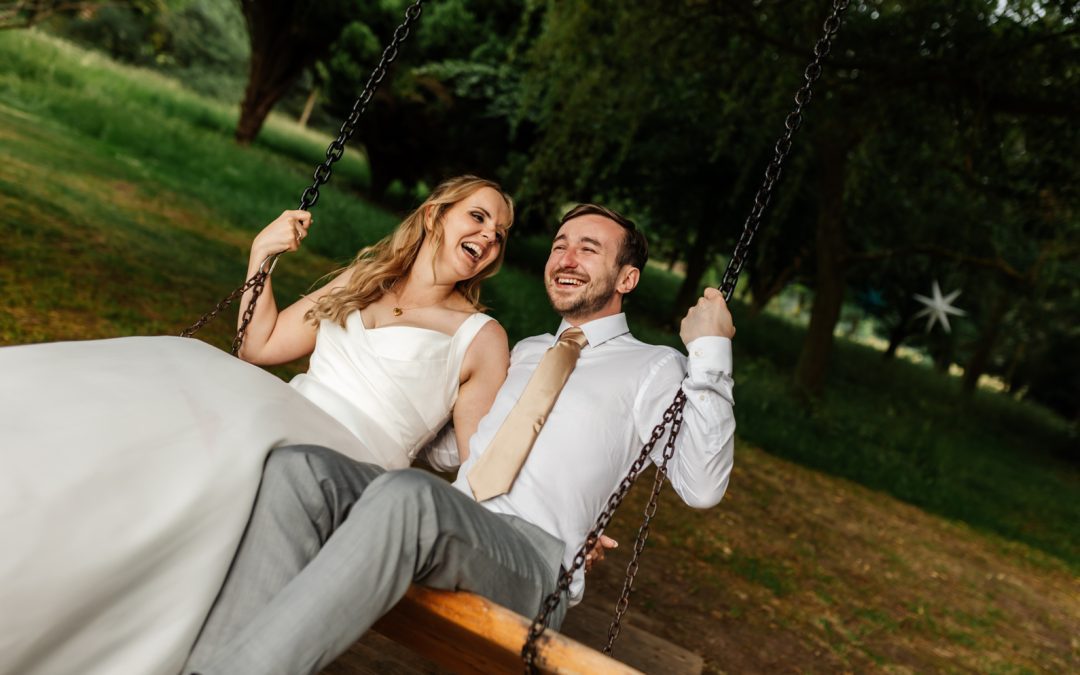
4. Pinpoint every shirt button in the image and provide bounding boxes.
[699,395,706,402]
[694,350,702,357]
